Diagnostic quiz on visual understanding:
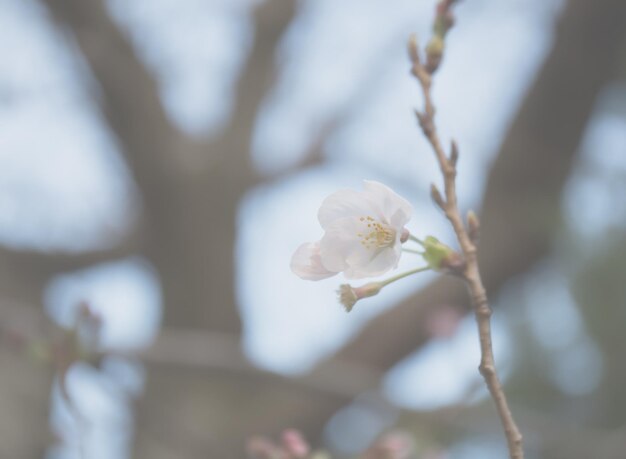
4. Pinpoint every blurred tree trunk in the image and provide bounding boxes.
[0,274,53,458]
[41,0,299,457]
[0,349,52,459]
[572,233,626,427]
